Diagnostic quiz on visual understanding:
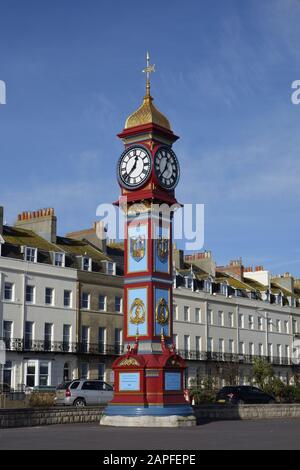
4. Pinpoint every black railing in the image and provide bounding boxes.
[1,338,295,366]
[1,338,124,356]
[177,350,293,366]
